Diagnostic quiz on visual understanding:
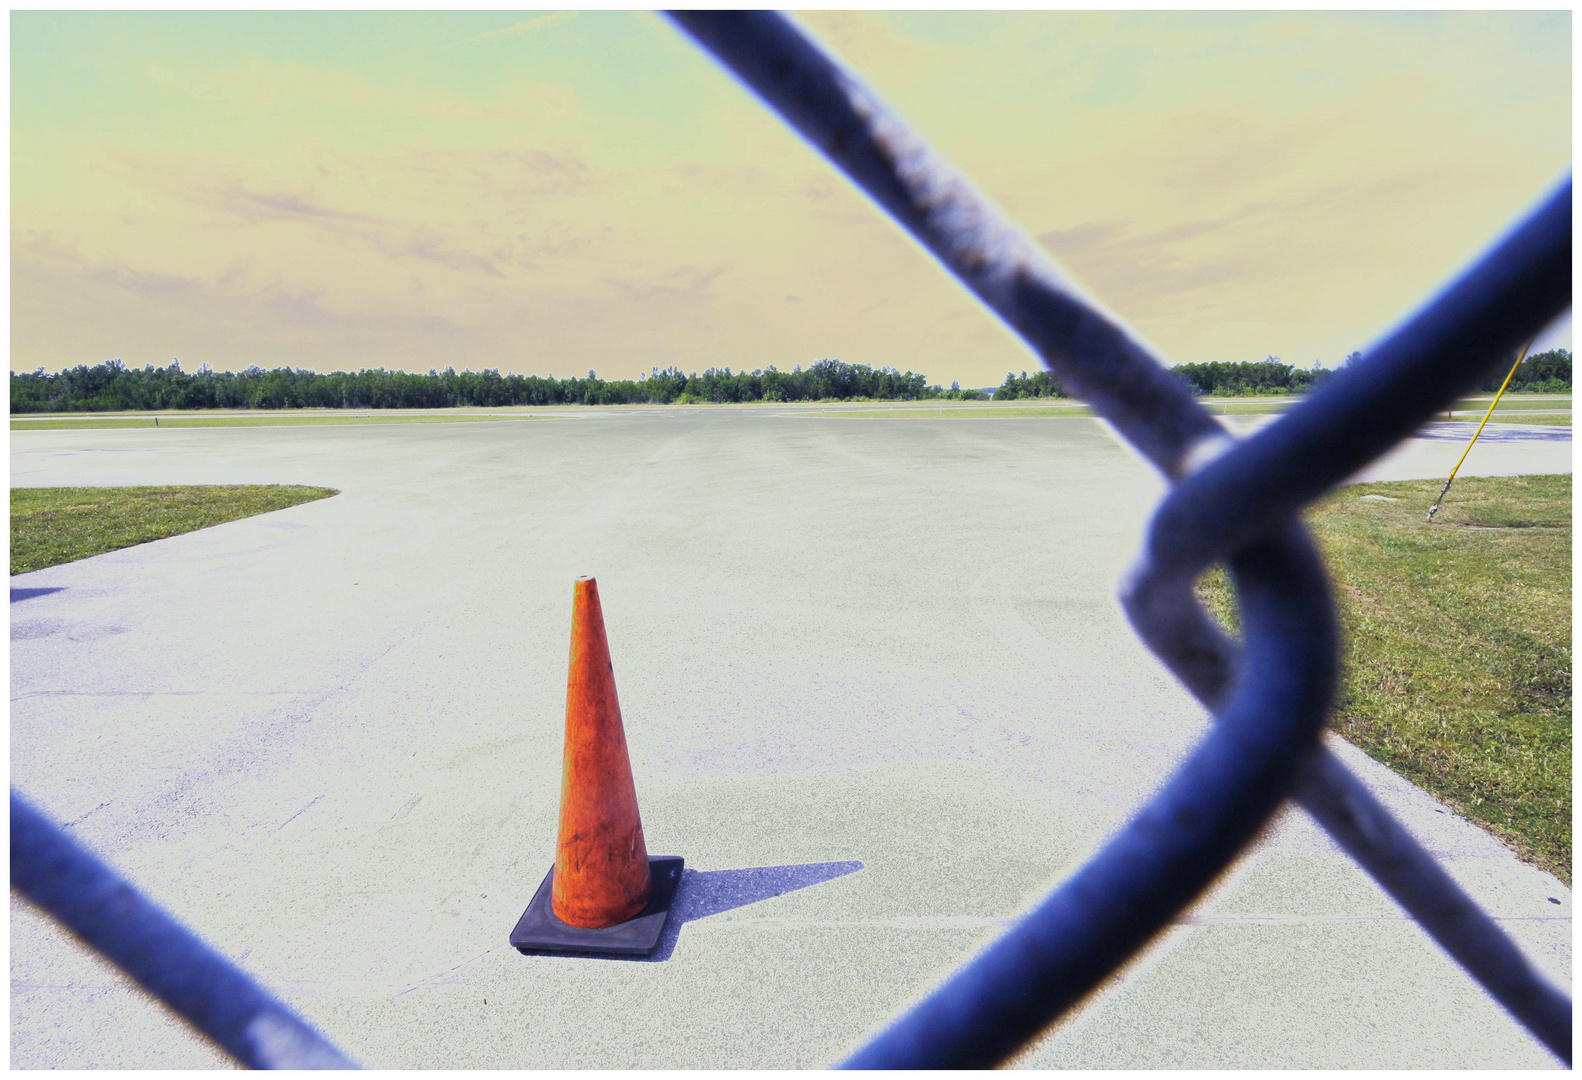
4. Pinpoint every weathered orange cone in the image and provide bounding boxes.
[551,576,652,927]
[510,577,683,958]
